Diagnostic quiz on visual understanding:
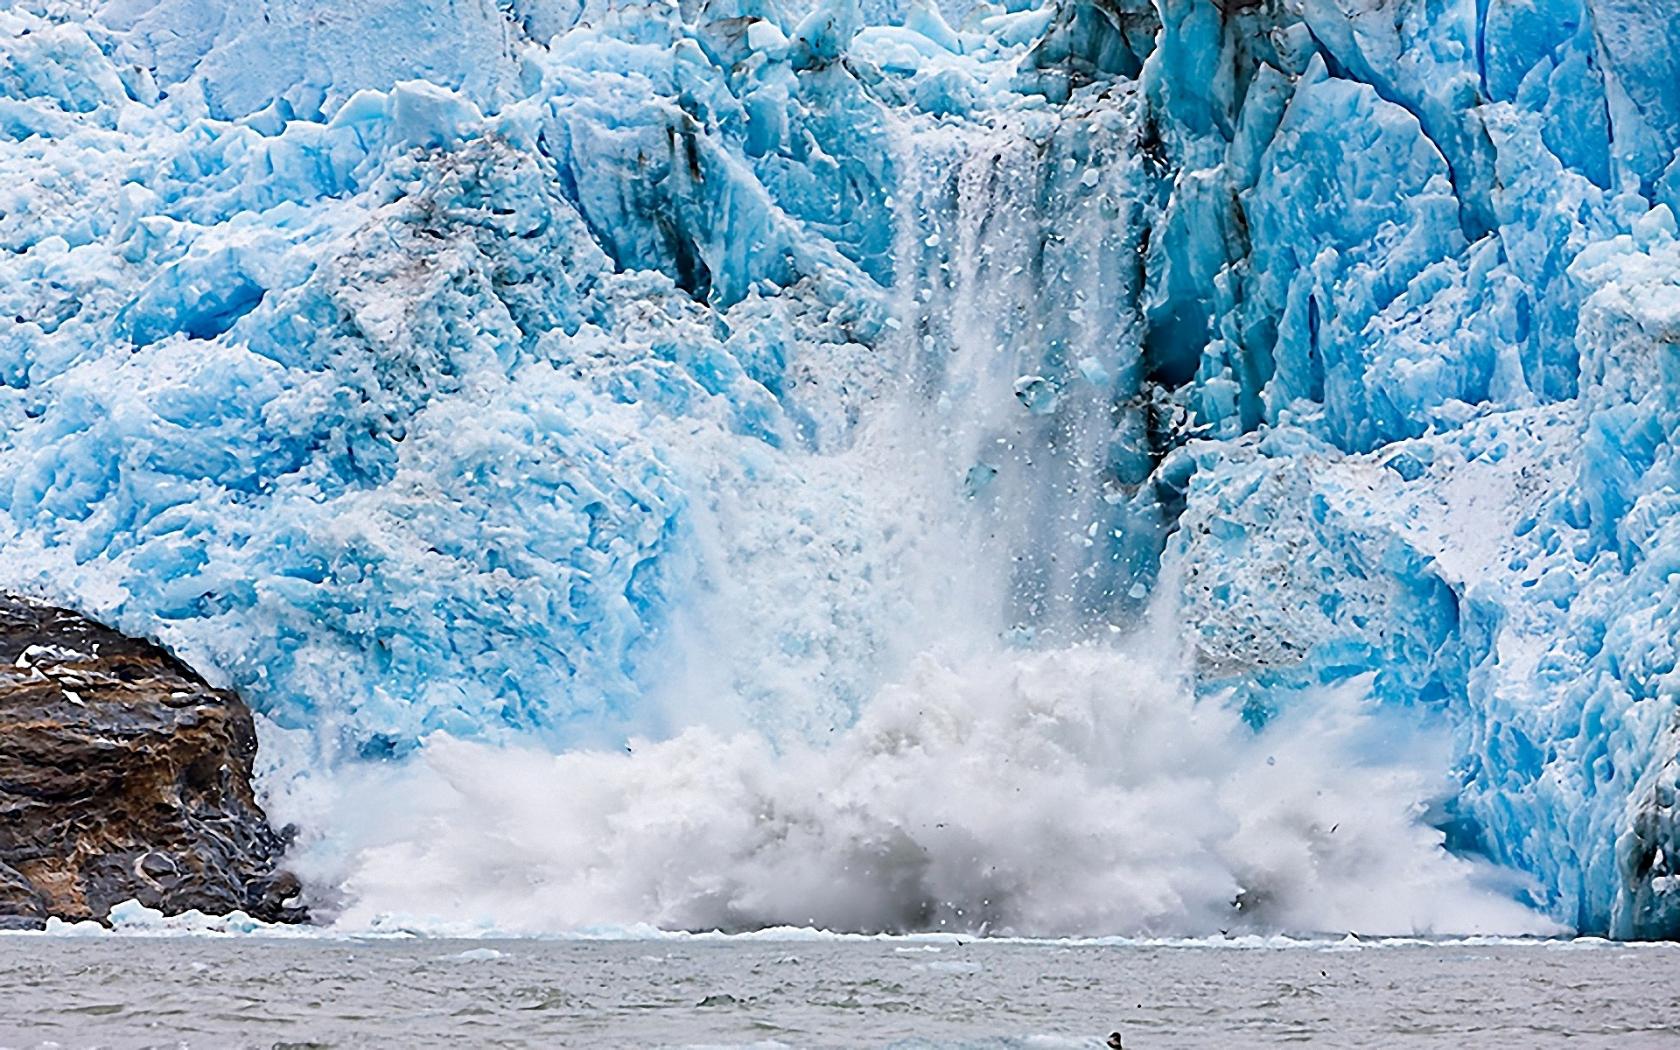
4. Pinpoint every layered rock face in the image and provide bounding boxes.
[0,595,301,928]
